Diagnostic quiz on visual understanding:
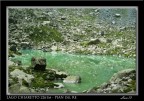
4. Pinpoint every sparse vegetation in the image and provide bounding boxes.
[8,8,136,94]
